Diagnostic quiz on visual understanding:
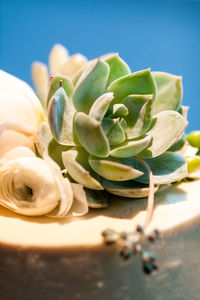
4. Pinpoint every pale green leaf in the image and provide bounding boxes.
[107,119,126,146]
[47,75,73,106]
[48,87,76,146]
[110,104,128,118]
[103,53,130,87]
[107,69,157,106]
[73,59,110,113]
[74,112,110,157]
[139,111,188,158]
[62,149,103,190]
[89,92,114,121]
[124,152,188,184]
[89,156,143,181]
[110,135,152,158]
[100,178,158,198]
[152,72,183,115]
[48,139,72,169]
[123,94,153,138]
